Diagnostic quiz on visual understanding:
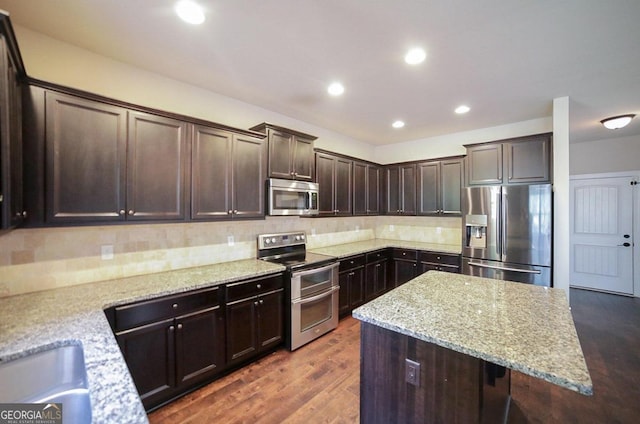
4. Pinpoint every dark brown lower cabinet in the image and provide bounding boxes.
[112,295,224,410]
[360,322,510,424]
[225,274,284,367]
[365,250,389,301]
[338,255,366,317]
[419,251,461,274]
[391,248,418,287]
